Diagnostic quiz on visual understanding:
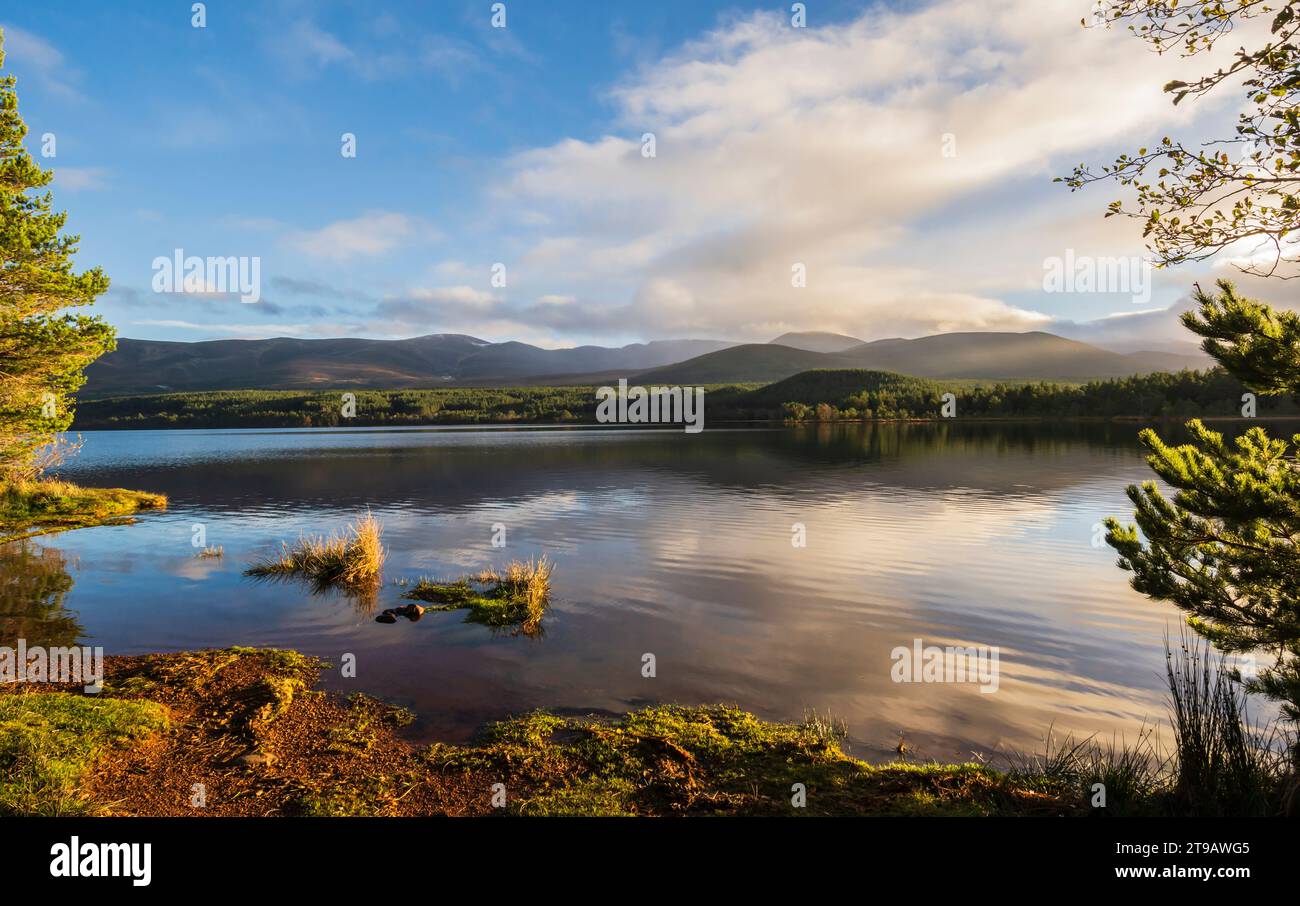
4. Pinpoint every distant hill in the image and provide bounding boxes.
[734,369,934,408]
[768,331,865,353]
[633,332,1207,384]
[82,335,735,396]
[631,344,834,384]
[844,332,1207,380]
